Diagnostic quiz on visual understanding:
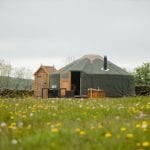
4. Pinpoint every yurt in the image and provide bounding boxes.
[50,54,135,97]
